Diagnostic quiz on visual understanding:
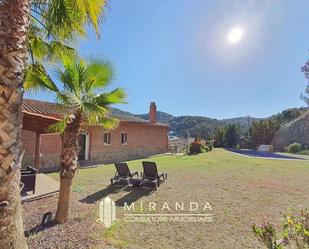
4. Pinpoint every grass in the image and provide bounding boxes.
[286,149,309,156]
[24,148,309,249]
